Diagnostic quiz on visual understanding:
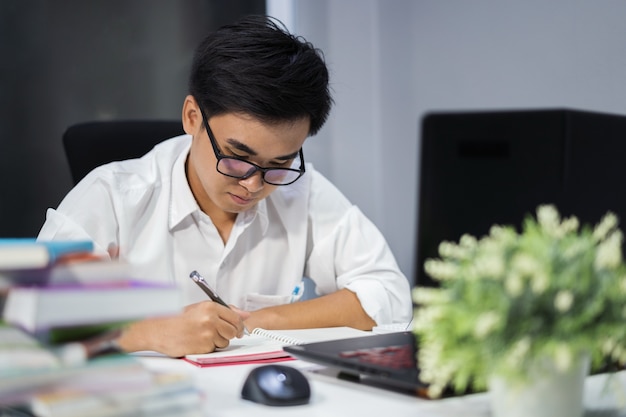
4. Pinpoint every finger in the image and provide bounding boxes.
[107,244,120,259]
[230,305,251,320]
[213,334,230,350]
[215,310,248,340]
